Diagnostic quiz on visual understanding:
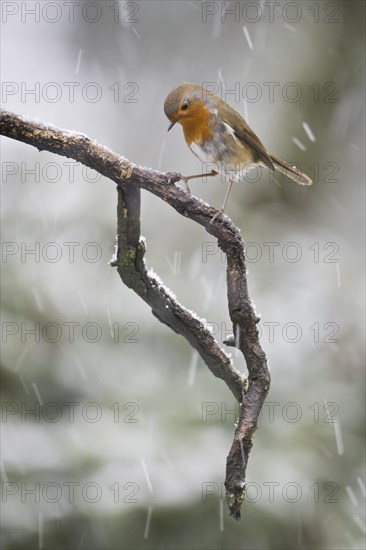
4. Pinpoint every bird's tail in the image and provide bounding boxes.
[269,154,312,186]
